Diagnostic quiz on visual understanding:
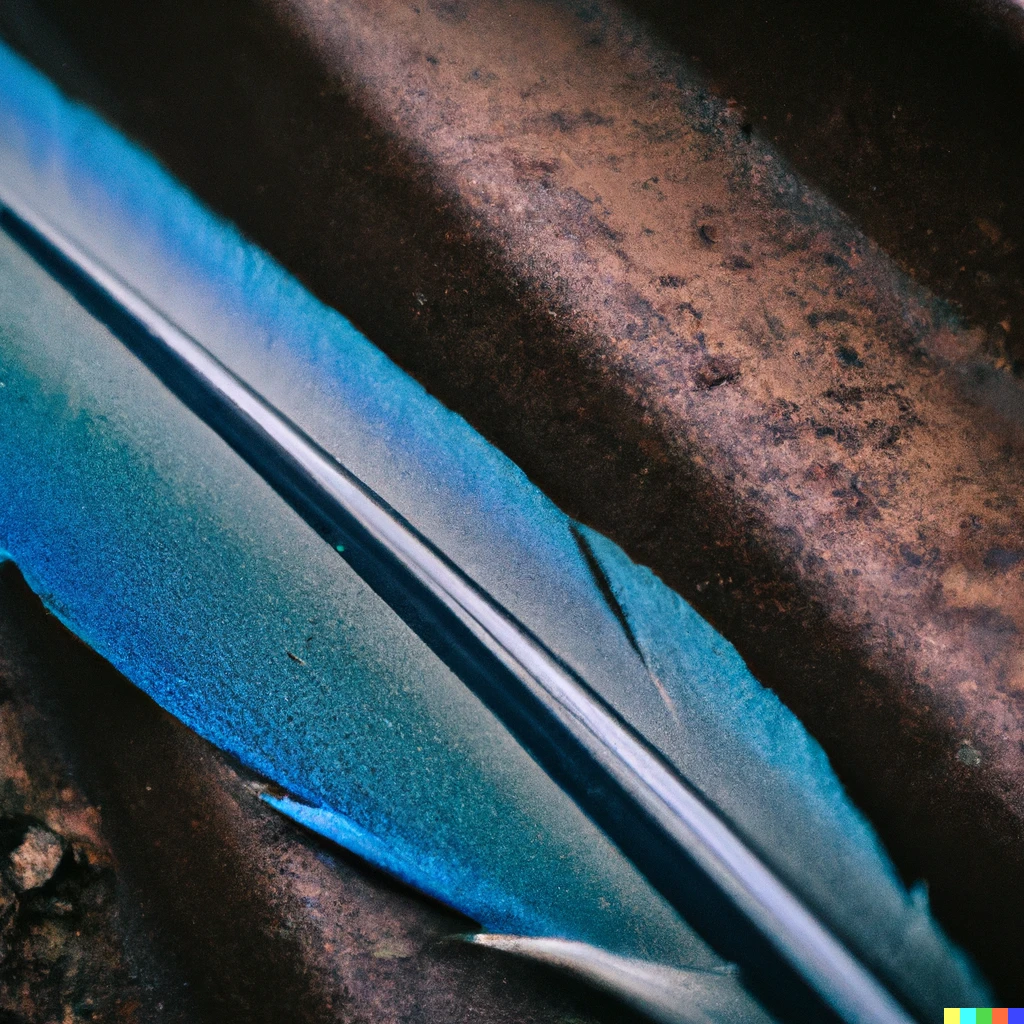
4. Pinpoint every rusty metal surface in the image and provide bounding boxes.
[625,0,1024,366]
[0,611,148,1024]
[1,0,1023,1001]
[0,562,648,1023]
